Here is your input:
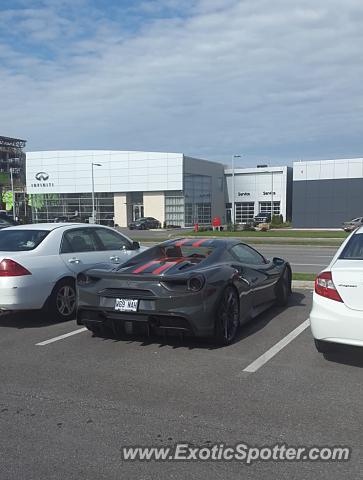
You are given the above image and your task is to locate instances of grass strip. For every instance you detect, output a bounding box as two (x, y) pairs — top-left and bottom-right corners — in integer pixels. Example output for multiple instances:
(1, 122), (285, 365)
(292, 273), (316, 281)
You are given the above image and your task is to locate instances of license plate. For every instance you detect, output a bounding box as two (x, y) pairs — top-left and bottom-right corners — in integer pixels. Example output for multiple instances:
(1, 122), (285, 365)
(114, 298), (138, 312)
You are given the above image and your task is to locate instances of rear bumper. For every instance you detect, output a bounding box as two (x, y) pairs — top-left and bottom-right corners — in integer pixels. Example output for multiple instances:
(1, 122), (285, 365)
(0, 280), (52, 312)
(77, 292), (217, 337)
(77, 307), (201, 336)
(310, 292), (363, 347)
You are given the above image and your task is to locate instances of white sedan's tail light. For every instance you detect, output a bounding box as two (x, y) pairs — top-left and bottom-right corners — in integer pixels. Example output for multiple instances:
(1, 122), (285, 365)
(315, 271), (343, 302)
(0, 259), (31, 277)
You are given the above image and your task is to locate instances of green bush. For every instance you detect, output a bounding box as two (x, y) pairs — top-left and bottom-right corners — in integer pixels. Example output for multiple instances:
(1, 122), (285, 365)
(271, 214), (284, 225)
(227, 223), (237, 232)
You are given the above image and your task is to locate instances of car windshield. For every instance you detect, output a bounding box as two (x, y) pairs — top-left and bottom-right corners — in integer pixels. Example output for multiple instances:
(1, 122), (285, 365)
(0, 230), (50, 251)
(339, 233), (363, 260)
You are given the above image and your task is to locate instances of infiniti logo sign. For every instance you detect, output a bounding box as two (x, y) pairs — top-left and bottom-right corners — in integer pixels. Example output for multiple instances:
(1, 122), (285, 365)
(35, 172), (49, 181)
(31, 171), (54, 188)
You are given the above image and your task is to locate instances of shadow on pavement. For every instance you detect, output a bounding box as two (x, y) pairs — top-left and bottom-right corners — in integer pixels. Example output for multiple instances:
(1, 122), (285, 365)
(323, 345), (363, 368)
(237, 291), (307, 342)
(0, 311), (72, 329)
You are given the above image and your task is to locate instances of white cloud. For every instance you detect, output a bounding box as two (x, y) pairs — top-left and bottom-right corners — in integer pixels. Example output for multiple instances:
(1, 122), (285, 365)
(0, 0), (363, 164)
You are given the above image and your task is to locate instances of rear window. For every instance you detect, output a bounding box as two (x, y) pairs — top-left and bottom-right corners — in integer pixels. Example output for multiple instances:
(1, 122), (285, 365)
(0, 230), (49, 251)
(161, 245), (214, 261)
(340, 233), (363, 260)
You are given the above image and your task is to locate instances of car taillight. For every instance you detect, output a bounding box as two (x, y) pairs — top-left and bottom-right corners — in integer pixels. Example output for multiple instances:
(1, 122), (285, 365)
(0, 259), (31, 277)
(315, 271), (343, 302)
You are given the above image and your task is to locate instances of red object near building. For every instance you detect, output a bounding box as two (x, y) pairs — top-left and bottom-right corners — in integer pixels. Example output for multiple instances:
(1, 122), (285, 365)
(212, 216), (222, 228)
(194, 223), (199, 232)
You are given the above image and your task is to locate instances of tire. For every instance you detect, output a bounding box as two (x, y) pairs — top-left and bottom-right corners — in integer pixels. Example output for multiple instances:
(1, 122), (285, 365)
(314, 339), (335, 354)
(275, 268), (291, 306)
(47, 278), (76, 321)
(214, 286), (240, 346)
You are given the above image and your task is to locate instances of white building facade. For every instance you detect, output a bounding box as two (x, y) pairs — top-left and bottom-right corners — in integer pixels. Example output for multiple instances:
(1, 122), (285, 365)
(224, 166), (292, 223)
(26, 150), (225, 227)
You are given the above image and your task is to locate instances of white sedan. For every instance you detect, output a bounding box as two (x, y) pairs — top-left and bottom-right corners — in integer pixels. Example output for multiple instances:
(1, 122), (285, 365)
(0, 223), (146, 320)
(310, 226), (363, 353)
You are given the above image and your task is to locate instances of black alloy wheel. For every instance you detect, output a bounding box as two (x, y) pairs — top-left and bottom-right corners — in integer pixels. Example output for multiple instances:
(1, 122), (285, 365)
(215, 286), (240, 345)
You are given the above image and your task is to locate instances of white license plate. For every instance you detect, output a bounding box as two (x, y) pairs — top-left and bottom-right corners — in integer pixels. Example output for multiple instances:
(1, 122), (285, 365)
(114, 298), (138, 312)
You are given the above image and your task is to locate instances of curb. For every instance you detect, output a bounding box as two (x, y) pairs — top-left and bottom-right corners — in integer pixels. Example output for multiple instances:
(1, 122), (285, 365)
(292, 280), (315, 290)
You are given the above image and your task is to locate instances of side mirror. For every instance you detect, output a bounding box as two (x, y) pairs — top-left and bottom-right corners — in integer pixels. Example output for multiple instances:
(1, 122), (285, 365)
(232, 264), (243, 275)
(131, 241), (140, 250)
(273, 257), (285, 266)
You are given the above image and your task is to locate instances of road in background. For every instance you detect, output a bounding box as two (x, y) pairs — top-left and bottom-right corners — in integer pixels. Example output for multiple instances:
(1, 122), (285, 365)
(253, 244), (335, 274)
(119, 229), (337, 274)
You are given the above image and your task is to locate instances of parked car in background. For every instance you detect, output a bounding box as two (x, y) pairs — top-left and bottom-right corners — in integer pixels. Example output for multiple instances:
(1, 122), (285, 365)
(342, 217), (363, 232)
(0, 224), (146, 320)
(253, 212), (272, 225)
(52, 215), (86, 223)
(77, 238), (292, 345)
(52, 216), (69, 223)
(100, 215), (114, 227)
(0, 213), (19, 229)
(129, 217), (161, 230)
(310, 227), (363, 353)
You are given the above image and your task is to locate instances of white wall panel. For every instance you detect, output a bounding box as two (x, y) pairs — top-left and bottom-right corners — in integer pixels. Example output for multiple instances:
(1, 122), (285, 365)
(348, 159), (363, 178)
(26, 150), (183, 194)
(293, 158), (363, 181)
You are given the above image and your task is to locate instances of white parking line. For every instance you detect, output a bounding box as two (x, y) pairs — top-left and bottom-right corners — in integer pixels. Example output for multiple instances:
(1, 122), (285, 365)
(36, 327), (87, 346)
(243, 319), (310, 373)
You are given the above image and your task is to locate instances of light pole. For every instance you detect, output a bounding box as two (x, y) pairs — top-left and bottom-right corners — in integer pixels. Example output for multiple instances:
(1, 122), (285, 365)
(271, 169), (274, 220)
(232, 154), (241, 225)
(10, 167), (15, 221)
(91, 163), (102, 223)
(8, 157), (20, 221)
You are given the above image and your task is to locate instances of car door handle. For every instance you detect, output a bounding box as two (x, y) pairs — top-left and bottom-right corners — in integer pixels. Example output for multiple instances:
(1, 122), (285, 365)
(109, 256), (121, 262)
(68, 257), (81, 264)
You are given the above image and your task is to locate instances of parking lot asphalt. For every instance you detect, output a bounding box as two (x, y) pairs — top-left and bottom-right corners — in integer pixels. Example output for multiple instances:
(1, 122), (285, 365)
(0, 289), (362, 480)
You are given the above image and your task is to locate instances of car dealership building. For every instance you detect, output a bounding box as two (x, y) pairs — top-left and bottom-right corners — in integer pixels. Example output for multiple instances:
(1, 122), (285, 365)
(26, 150), (226, 227)
(27, 150), (361, 228)
(26, 150), (294, 227)
(224, 166), (292, 224)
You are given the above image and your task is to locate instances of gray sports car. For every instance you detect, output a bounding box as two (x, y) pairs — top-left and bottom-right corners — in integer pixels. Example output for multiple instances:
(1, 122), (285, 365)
(76, 238), (292, 345)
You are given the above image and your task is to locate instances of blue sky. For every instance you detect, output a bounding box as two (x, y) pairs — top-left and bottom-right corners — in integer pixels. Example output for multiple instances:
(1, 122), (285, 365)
(1, 0), (363, 167)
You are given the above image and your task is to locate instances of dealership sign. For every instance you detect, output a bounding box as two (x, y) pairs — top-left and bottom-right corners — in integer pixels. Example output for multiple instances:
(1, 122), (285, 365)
(31, 172), (54, 188)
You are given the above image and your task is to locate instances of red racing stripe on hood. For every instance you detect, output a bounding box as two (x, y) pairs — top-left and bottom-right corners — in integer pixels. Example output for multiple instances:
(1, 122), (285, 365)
(192, 239), (208, 247)
(174, 239), (190, 247)
(152, 257), (186, 275)
(152, 261), (177, 275)
(133, 260), (161, 274)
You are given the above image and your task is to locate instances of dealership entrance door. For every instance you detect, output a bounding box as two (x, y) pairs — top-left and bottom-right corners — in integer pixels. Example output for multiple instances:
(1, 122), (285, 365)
(132, 204), (144, 221)
(125, 192), (144, 225)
